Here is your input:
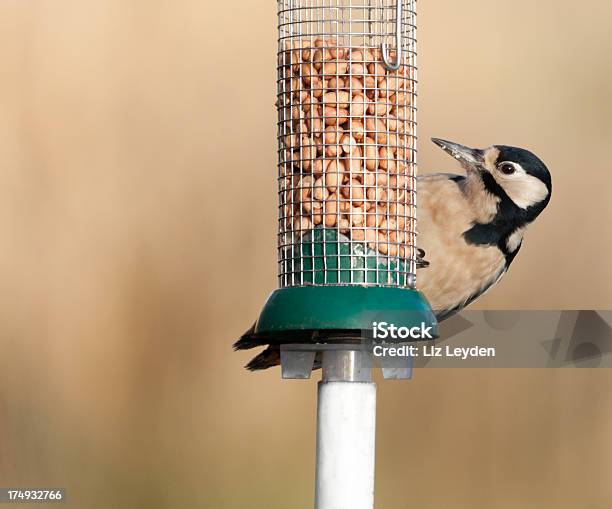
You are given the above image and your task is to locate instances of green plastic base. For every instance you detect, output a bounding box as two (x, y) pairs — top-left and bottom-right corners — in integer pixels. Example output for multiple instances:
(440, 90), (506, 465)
(253, 286), (438, 342)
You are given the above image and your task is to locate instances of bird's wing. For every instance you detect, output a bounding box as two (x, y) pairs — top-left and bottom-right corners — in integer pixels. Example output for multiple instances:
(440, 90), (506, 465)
(415, 174), (466, 270)
(434, 267), (507, 322)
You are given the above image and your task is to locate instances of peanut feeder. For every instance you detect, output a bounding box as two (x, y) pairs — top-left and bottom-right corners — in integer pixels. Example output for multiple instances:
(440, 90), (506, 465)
(244, 3), (437, 508)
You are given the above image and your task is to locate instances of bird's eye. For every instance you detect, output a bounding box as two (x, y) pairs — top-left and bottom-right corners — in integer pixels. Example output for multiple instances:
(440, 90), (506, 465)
(499, 163), (516, 175)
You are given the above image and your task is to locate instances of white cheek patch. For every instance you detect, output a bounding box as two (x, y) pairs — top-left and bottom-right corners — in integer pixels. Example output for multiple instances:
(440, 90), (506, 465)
(498, 173), (549, 209)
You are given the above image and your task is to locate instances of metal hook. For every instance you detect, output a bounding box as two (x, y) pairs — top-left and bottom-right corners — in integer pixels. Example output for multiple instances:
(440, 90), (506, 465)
(381, 0), (403, 71)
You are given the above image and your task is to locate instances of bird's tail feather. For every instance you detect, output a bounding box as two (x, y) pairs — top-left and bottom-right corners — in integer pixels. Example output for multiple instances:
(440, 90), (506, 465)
(246, 346), (280, 371)
(233, 322), (264, 351)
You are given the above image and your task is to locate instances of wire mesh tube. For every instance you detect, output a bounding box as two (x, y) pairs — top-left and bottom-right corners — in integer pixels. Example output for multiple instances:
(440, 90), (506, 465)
(277, 0), (418, 288)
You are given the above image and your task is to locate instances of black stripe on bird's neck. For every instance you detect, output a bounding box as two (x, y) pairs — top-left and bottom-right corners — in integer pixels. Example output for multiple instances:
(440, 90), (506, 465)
(462, 171), (547, 267)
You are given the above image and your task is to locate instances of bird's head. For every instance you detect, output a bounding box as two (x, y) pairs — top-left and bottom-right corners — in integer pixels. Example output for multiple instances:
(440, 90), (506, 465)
(431, 138), (552, 223)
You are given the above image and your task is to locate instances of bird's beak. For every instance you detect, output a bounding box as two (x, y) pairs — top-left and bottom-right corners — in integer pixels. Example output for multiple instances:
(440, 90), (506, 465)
(431, 138), (484, 173)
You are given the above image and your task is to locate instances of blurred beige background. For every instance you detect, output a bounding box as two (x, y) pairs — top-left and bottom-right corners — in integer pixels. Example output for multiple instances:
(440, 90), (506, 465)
(0, 1), (611, 508)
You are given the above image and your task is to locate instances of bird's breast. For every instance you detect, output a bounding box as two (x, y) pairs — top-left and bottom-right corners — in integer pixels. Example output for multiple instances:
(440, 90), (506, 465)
(416, 175), (507, 314)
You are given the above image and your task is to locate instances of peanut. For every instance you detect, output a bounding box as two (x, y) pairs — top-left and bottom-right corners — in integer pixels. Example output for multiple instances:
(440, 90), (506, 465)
(294, 216), (312, 232)
(366, 187), (387, 203)
(375, 171), (389, 186)
(306, 114), (323, 135)
(349, 120), (366, 142)
(340, 134), (358, 154)
(328, 76), (345, 89)
(366, 206), (384, 228)
(313, 177), (328, 201)
(364, 75), (377, 89)
(325, 160), (344, 191)
(322, 61), (348, 76)
(313, 48), (331, 66)
(380, 218), (398, 232)
(350, 206), (366, 227)
(367, 62), (386, 77)
(379, 146), (397, 171)
(386, 115), (398, 132)
(324, 90), (350, 108)
(343, 156), (364, 174)
(364, 137), (378, 170)
(312, 157), (330, 176)
(325, 143), (339, 157)
(348, 77), (365, 93)
(348, 62), (365, 75)
(363, 171), (376, 187)
(341, 179), (364, 206)
(324, 199), (338, 227)
(350, 95), (367, 117)
(365, 117), (388, 144)
(367, 100), (390, 116)
(365, 229), (378, 249)
(349, 50), (364, 62)
(329, 46), (345, 60)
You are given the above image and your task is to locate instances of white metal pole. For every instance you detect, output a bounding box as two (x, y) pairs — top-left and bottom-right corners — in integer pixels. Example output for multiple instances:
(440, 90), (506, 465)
(314, 350), (376, 509)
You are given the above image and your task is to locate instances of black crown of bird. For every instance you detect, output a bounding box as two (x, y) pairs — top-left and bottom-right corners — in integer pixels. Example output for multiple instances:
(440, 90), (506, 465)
(235, 138), (552, 370)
